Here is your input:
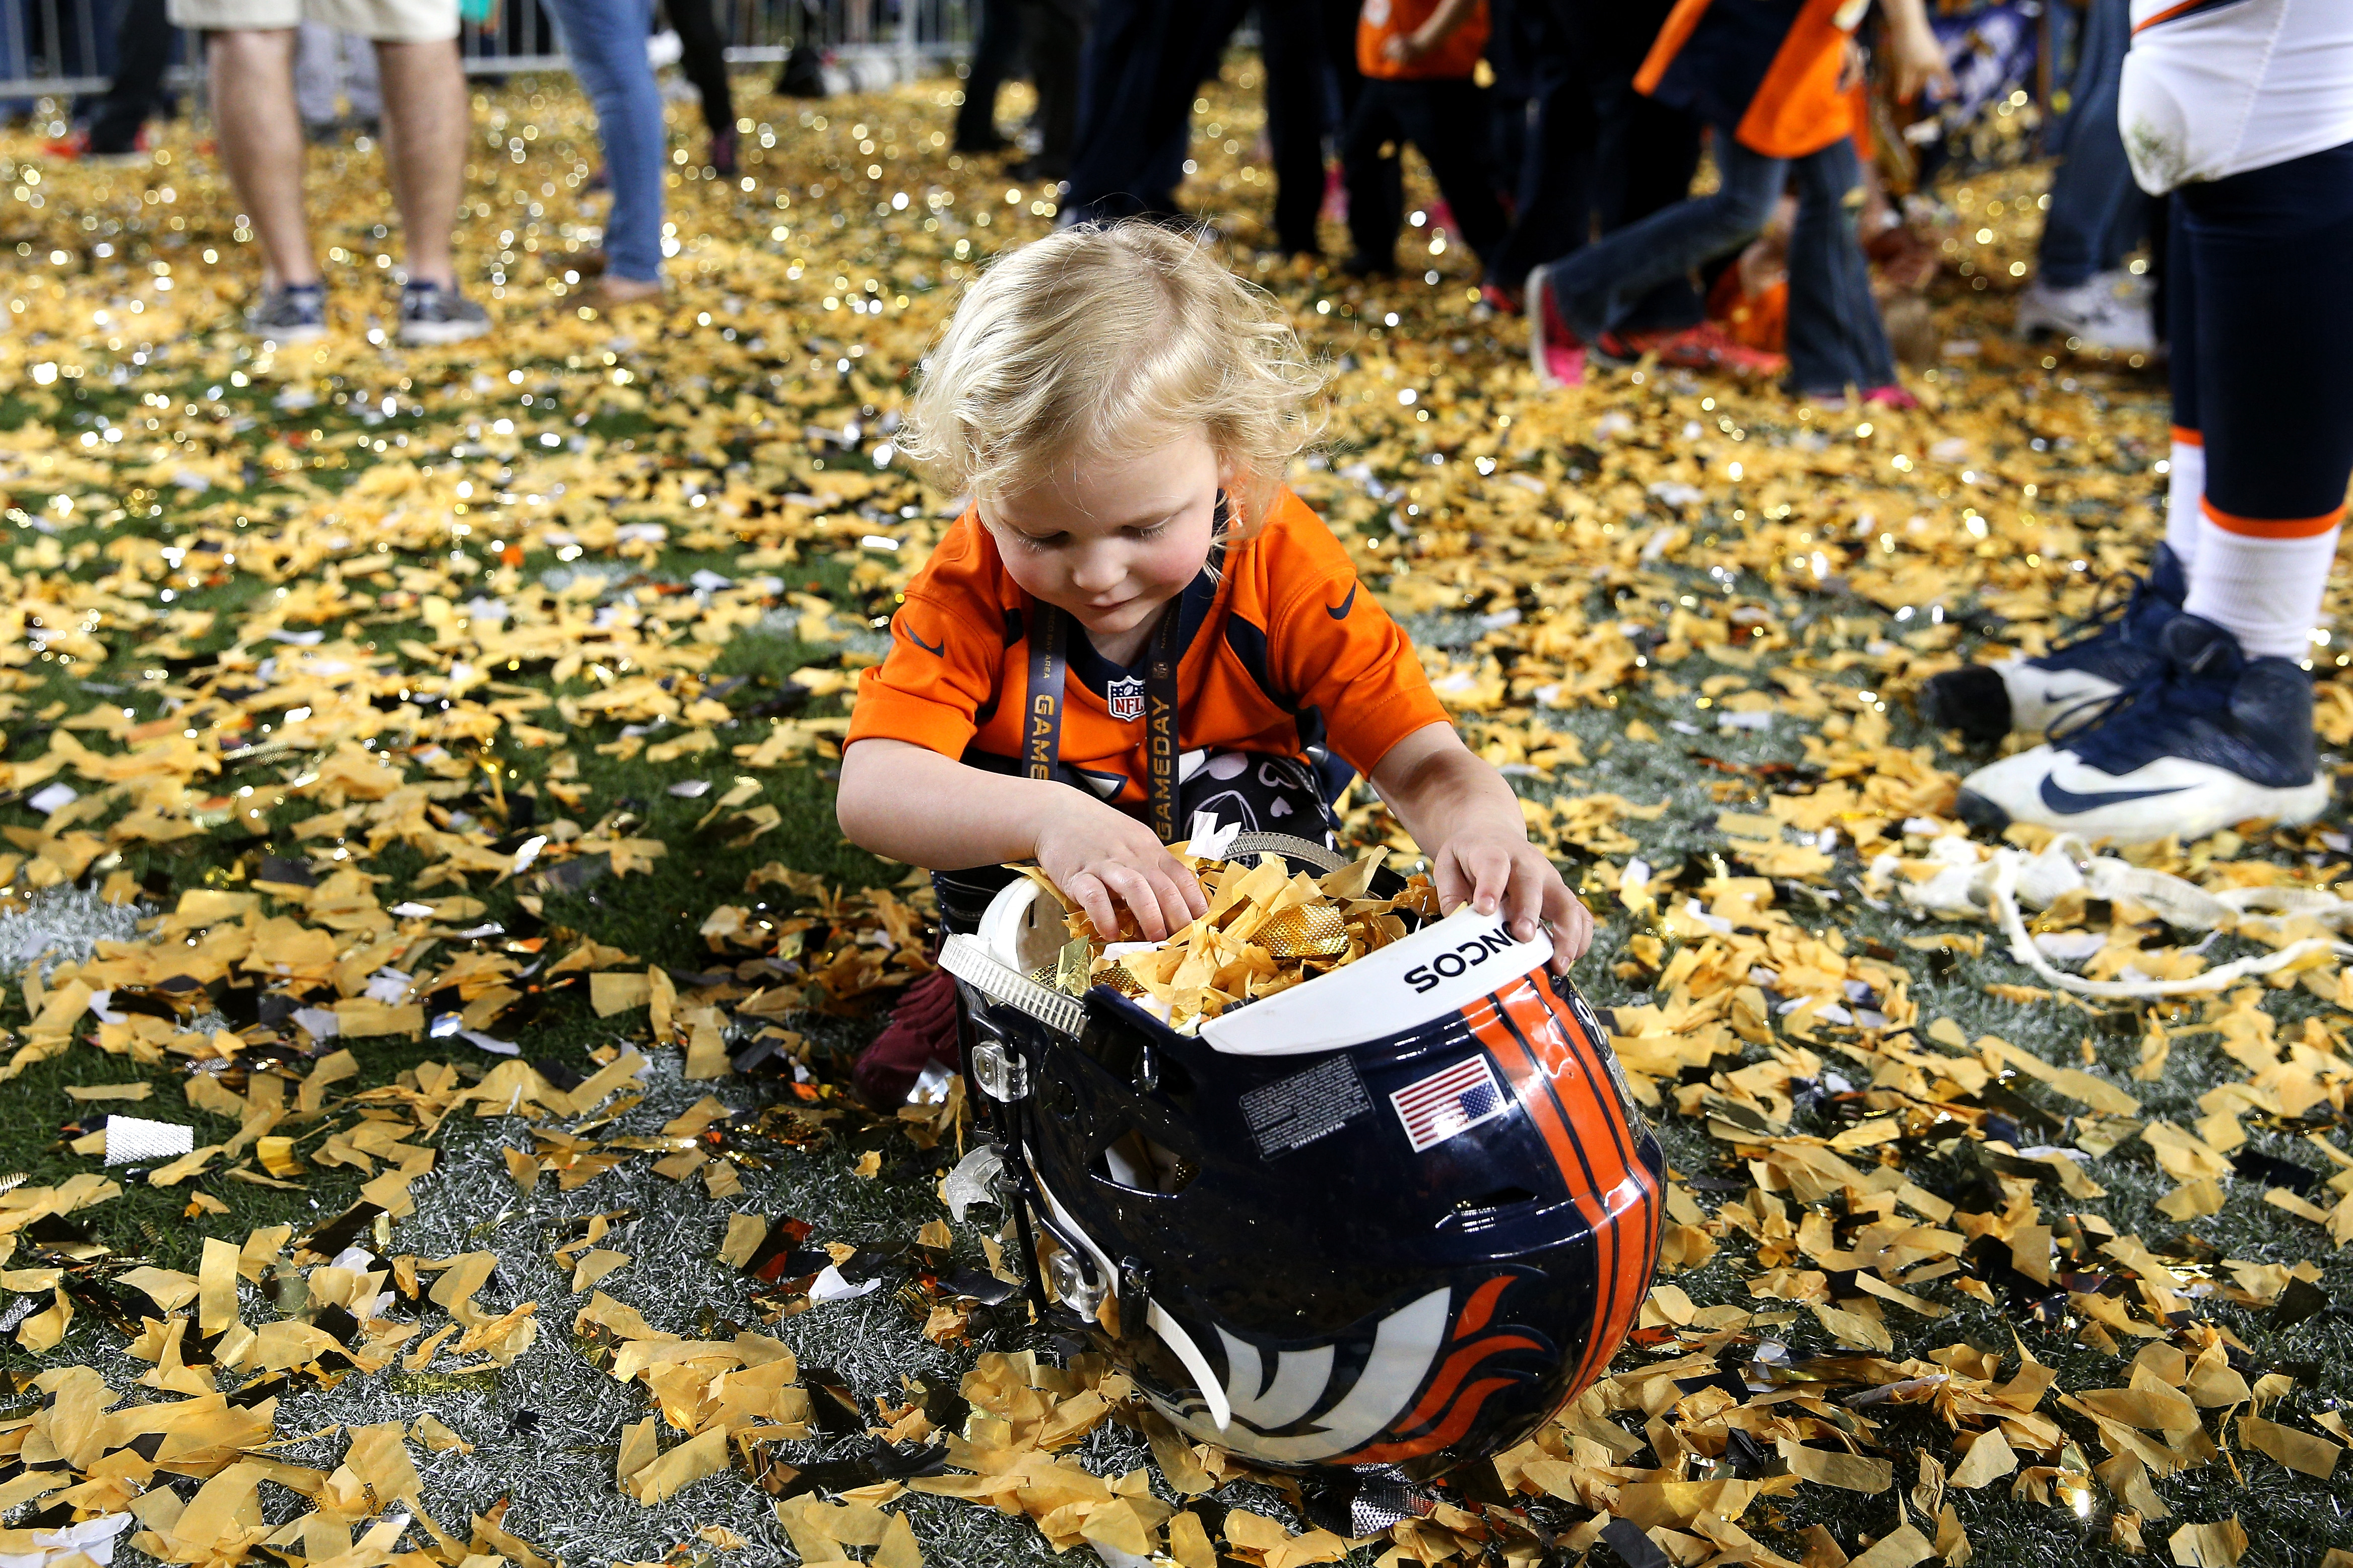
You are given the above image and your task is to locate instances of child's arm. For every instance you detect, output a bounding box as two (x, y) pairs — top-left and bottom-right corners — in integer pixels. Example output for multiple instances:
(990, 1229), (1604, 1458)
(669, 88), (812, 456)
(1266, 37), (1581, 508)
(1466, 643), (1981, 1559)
(1367, 722), (1594, 971)
(1384, 0), (1481, 63)
(1878, 0), (1955, 104)
(838, 739), (1208, 941)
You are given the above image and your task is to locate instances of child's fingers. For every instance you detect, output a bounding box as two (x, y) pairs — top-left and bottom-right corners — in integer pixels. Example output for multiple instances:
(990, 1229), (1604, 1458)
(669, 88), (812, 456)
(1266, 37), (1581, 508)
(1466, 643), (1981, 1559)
(1467, 848), (1512, 918)
(1065, 872), (1120, 944)
(1502, 873), (1537, 942)
(1161, 853), (1210, 922)
(1094, 864), (1169, 940)
(1432, 847), (1474, 916)
(1139, 860), (1200, 941)
(1545, 882), (1594, 969)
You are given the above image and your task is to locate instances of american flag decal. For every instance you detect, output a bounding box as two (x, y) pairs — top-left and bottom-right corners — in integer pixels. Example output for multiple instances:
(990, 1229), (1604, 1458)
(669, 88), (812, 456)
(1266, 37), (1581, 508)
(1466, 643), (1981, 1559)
(1389, 1055), (1508, 1153)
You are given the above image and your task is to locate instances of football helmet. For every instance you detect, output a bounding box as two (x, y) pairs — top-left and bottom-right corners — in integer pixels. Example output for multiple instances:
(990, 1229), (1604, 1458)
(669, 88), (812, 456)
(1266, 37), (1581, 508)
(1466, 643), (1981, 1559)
(939, 833), (1663, 1480)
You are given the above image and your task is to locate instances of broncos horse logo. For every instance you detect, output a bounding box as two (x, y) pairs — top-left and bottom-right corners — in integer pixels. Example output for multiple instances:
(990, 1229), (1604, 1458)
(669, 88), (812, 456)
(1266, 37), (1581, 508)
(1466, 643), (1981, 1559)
(1157, 1275), (1555, 1467)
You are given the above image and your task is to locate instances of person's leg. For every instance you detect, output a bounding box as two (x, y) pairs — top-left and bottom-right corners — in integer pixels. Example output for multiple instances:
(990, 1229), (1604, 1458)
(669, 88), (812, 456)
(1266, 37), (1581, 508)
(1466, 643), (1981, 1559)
(1482, 0), (1535, 205)
(208, 27), (320, 289)
(1485, 0), (1596, 292)
(2016, 0), (2152, 349)
(1593, 0), (1703, 329)
(857, 864), (1011, 1105)
(1318, 0), (1363, 138)
(663, 0), (733, 140)
(1783, 137), (1895, 394)
(1064, 0), (1183, 219)
(1952, 143), (2353, 841)
(2073, 0), (2151, 274)
(1918, 154), (2192, 743)
(372, 37), (466, 289)
(86, 0), (172, 152)
(2177, 144), (2353, 663)
(1255, 0), (1326, 256)
(1134, 0), (1245, 201)
(1025, 0), (1086, 177)
(544, 0), (666, 284)
(1545, 131), (1784, 343)
(953, 0), (1021, 150)
(2164, 194), (2204, 569)
(2033, 0), (2130, 288)
(1340, 85), (1402, 270)
(1399, 79), (1509, 264)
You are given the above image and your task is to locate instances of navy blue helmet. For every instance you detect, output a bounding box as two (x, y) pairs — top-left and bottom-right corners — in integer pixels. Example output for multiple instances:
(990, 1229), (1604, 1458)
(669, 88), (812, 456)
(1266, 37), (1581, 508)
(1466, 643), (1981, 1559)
(941, 833), (1664, 1479)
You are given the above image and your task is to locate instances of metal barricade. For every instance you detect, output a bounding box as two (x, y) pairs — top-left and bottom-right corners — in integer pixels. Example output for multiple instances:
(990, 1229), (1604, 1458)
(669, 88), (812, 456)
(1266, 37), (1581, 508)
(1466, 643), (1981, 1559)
(0, 0), (966, 106)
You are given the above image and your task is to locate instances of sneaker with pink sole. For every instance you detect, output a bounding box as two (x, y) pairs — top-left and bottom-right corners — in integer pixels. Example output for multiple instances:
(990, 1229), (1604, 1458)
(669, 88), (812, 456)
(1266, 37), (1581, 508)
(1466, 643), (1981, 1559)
(1524, 263), (1586, 387)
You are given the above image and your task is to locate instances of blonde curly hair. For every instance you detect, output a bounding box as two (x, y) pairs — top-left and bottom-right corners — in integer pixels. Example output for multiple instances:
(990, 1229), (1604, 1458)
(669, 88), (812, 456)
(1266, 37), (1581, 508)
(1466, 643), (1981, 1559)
(898, 221), (1324, 538)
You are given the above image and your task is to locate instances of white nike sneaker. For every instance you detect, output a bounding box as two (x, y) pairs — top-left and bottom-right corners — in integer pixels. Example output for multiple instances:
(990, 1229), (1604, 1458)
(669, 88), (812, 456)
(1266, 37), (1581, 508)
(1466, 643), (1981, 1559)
(1954, 616), (2332, 845)
(2014, 271), (2157, 356)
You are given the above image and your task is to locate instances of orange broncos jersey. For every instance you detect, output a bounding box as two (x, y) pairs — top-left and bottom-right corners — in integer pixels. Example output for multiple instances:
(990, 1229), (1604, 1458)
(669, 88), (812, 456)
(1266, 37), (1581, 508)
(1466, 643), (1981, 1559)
(846, 488), (1450, 812)
(1636, 0), (1865, 159)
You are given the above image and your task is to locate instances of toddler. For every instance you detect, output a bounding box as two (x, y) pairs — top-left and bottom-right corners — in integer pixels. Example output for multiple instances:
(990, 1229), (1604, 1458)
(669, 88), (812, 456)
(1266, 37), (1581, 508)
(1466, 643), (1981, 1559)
(836, 223), (1592, 1095)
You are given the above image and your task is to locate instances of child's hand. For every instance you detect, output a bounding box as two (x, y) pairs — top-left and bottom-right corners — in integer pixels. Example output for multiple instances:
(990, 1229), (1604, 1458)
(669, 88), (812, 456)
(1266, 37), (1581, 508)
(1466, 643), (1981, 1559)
(1382, 29), (1434, 63)
(1884, 4), (1956, 104)
(1432, 834), (1594, 972)
(1035, 801), (1208, 943)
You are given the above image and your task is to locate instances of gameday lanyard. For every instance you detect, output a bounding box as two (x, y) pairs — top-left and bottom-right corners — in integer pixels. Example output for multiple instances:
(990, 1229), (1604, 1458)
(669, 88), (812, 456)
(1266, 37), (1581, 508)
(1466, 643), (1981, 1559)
(1024, 600), (1184, 843)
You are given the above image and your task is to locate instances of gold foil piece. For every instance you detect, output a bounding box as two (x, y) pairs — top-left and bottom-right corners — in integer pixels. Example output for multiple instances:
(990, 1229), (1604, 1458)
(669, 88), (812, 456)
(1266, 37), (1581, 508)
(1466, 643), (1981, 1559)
(1254, 904), (1349, 959)
(1094, 963), (1148, 998)
(1055, 937), (1092, 996)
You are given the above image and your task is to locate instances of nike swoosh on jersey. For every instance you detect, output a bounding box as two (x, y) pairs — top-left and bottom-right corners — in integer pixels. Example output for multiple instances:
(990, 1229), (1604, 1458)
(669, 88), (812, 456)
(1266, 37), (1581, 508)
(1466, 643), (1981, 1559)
(1326, 583), (1358, 620)
(2039, 776), (2189, 813)
(900, 620), (947, 657)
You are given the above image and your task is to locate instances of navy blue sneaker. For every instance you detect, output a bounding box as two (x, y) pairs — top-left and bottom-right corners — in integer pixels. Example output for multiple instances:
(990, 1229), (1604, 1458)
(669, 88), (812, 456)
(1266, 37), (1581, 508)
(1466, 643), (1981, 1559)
(1918, 543), (2186, 743)
(1954, 613), (2331, 844)
(245, 283), (326, 344)
(398, 283), (491, 347)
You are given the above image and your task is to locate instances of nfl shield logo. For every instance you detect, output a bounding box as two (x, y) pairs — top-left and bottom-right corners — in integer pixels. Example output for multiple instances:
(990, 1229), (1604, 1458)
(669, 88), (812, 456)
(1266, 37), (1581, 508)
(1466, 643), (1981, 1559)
(1105, 675), (1146, 723)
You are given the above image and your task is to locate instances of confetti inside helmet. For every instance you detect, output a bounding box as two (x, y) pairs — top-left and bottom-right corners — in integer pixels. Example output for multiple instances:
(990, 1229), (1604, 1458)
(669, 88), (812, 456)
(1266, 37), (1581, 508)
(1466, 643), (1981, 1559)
(940, 833), (1663, 1480)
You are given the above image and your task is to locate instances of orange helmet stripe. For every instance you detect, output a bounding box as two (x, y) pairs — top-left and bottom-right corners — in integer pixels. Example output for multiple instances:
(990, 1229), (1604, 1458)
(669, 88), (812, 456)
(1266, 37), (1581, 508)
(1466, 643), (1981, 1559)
(1465, 978), (1661, 1399)
(1391, 1330), (1547, 1436)
(1502, 977), (1662, 1396)
(1462, 996), (1627, 1397)
(1337, 1376), (1525, 1466)
(1454, 1274), (1516, 1338)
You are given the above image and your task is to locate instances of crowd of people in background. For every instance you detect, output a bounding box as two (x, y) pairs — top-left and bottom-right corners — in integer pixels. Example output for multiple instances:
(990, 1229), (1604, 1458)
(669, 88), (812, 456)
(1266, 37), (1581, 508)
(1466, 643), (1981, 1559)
(18, 0), (2353, 852)
(29, 0), (2170, 374)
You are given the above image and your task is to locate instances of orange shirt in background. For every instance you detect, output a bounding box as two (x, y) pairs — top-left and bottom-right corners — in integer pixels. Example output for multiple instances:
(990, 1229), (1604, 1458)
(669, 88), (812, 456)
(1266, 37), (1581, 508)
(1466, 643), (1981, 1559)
(1358, 0), (1490, 82)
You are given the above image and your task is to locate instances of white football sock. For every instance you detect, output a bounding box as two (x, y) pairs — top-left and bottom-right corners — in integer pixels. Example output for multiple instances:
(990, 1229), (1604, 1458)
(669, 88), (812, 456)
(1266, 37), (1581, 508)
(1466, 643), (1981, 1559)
(2180, 510), (2340, 662)
(2165, 434), (2204, 569)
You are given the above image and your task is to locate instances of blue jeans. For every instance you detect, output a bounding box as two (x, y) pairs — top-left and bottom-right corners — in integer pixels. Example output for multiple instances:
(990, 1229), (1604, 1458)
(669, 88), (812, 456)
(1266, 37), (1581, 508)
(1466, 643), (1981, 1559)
(1543, 130), (1896, 393)
(547, 0), (665, 283)
(2036, 0), (2146, 288)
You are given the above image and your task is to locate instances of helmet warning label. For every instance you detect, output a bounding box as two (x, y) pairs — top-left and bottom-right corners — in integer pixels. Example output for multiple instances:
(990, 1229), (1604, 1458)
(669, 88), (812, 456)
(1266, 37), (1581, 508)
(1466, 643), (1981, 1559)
(1240, 1054), (1374, 1159)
